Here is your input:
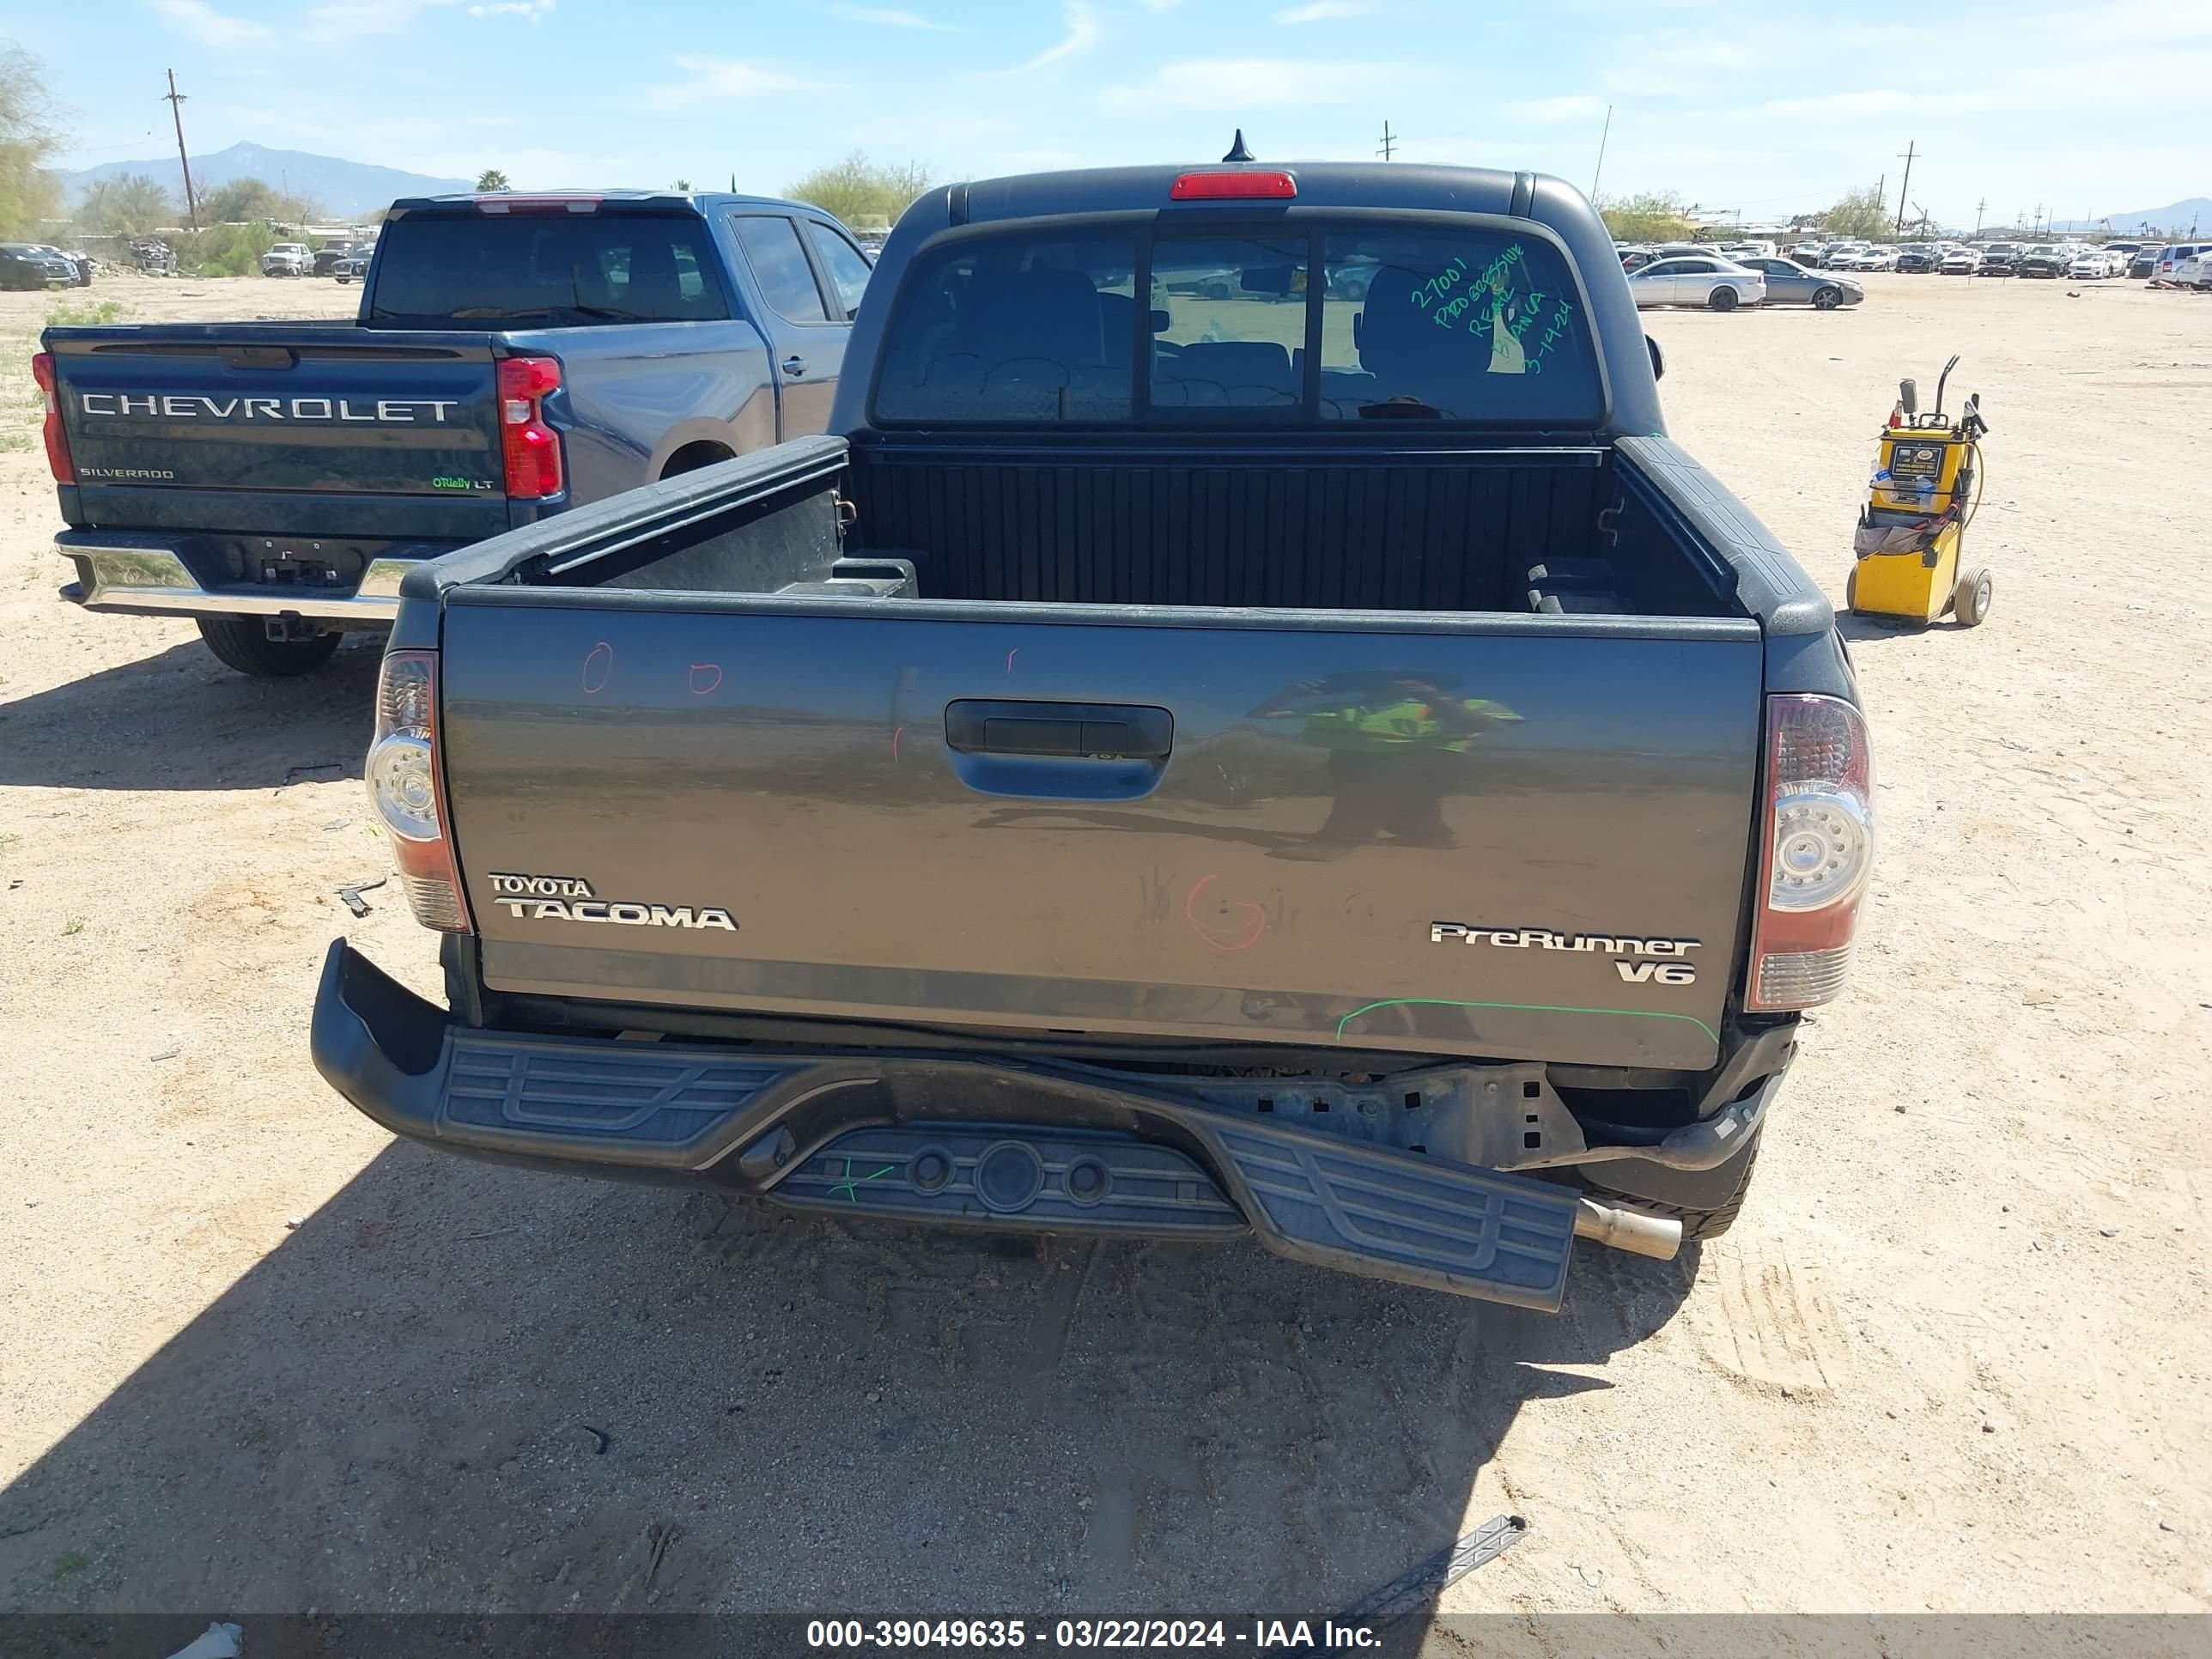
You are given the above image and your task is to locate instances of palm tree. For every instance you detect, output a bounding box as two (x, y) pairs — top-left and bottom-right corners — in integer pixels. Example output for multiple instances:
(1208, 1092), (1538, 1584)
(474, 169), (510, 193)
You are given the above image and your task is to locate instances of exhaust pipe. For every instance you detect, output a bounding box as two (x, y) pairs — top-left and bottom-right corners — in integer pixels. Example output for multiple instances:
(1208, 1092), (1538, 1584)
(1574, 1197), (1684, 1261)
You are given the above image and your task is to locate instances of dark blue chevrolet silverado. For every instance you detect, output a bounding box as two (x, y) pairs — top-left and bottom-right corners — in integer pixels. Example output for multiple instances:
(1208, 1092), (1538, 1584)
(35, 191), (874, 674)
(311, 160), (1873, 1311)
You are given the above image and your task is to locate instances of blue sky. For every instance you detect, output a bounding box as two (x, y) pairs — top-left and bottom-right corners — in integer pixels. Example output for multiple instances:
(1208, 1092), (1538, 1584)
(16, 0), (2209, 226)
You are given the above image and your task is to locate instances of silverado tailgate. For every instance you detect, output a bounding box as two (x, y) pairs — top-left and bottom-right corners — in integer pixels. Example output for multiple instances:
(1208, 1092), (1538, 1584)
(48, 325), (512, 540)
(440, 599), (1763, 1069)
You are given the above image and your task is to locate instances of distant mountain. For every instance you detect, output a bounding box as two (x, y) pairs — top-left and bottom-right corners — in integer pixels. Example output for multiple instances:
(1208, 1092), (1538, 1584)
(57, 142), (472, 221)
(2049, 197), (2210, 234)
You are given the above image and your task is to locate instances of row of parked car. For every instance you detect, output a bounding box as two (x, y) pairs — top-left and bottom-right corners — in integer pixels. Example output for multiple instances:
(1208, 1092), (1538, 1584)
(0, 242), (95, 289)
(2142, 244), (2212, 288)
(1615, 232), (2212, 307)
(259, 240), (375, 280)
(1617, 243), (1863, 312)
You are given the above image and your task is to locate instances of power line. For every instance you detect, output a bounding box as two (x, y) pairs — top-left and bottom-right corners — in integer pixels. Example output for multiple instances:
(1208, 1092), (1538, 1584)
(162, 69), (198, 229)
(1589, 104), (1612, 200)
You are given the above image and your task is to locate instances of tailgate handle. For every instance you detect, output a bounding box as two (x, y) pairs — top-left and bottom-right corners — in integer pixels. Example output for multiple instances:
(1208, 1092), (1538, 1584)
(219, 345), (300, 370)
(945, 700), (1172, 760)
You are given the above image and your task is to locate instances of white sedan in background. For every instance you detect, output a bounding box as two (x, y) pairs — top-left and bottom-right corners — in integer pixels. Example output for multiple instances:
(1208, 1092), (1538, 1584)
(1626, 255), (1766, 311)
(1852, 246), (1899, 270)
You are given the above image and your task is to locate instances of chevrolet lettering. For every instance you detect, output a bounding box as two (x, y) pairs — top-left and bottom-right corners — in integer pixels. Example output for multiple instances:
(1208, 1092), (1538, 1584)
(76, 393), (459, 424)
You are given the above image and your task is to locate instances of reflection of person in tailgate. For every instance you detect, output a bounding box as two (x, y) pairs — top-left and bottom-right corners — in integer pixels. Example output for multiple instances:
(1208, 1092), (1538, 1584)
(1250, 672), (1522, 860)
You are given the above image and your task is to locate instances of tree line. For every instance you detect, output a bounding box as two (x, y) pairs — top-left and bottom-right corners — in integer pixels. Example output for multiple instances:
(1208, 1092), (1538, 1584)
(1599, 185), (1909, 245)
(469, 152), (934, 234)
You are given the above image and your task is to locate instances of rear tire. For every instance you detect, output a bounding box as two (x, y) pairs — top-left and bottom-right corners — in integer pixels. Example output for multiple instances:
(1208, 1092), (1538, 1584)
(1814, 286), (1842, 310)
(1954, 566), (1993, 627)
(1707, 285), (1740, 313)
(1577, 1131), (1761, 1243)
(196, 617), (343, 677)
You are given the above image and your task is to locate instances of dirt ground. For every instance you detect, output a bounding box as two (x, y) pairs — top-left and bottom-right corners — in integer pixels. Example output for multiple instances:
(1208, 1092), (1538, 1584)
(1, 270), (2208, 1629)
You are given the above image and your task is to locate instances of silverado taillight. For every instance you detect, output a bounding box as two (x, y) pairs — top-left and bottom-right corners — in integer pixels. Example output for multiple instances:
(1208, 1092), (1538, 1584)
(30, 352), (72, 484)
(366, 651), (471, 932)
(496, 355), (563, 500)
(1746, 694), (1874, 1012)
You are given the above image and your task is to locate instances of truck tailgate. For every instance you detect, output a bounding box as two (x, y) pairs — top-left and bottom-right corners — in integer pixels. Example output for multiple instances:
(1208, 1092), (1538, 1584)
(48, 326), (512, 540)
(440, 596), (1763, 1070)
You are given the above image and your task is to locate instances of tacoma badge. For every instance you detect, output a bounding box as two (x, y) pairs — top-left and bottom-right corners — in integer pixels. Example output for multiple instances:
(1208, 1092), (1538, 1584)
(489, 872), (737, 932)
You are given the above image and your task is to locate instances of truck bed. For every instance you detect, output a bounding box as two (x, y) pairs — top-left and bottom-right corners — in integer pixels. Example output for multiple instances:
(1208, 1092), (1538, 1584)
(844, 438), (1730, 615)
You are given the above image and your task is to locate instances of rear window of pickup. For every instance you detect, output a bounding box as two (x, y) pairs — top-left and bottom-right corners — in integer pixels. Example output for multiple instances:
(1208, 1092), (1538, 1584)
(872, 221), (1603, 428)
(367, 210), (729, 328)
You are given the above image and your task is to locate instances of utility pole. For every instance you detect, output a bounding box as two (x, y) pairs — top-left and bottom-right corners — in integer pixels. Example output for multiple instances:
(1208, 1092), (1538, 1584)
(1376, 121), (1395, 161)
(1590, 104), (1613, 200)
(1974, 198), (1986, 235)
(163, 69), (198, 228)
(1893, 140), (1917, 234)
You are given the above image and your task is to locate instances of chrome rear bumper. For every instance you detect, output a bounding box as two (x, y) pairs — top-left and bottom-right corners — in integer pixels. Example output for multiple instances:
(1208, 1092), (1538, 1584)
(58, 536), (429, 623)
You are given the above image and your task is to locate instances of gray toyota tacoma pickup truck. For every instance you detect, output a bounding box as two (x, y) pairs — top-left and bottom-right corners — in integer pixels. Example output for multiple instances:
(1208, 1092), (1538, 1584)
(312, 161), (1873, 1310)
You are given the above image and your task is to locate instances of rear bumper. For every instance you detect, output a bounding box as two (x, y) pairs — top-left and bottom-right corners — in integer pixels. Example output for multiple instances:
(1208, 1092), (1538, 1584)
(310, 940), (1778, 1308)
(57, 532), (445, 623)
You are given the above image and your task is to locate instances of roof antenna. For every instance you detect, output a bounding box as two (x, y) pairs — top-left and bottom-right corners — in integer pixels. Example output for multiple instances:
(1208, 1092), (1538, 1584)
(1222, 129), (1255, 163)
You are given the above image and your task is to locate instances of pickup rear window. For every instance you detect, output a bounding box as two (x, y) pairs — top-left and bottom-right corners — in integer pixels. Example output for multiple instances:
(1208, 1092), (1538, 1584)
(872, 222), (1603, 427)
(367, 210), (729, 327)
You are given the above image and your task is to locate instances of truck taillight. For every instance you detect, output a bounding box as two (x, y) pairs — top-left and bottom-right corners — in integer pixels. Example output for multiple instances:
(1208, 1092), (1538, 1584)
(496, 355), (563, 501)
(1169, 170), (1298, 200)
(30, 352), (72, 484)
(366, 651), (471, 933)
(1747, 694), (1873, 1012)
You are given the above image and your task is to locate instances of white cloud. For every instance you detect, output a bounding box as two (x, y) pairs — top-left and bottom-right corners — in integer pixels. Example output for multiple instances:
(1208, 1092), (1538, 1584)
(1499, 94), (1608, 124)
(1756, 88), (1911, 120)
(304, 0), (453, 40)
(653, 55), (821, 110)
(990, 2), (1100, 76)
(1599, 34), (1757, 96)
(1136, 0), (1184, 9)
(829, 3), (957, 27)
(468, 0), (555, 17)
(145, 0), (271, 46)
(1274, 1), (1368, 21)
(1101, 58), (1402, 112)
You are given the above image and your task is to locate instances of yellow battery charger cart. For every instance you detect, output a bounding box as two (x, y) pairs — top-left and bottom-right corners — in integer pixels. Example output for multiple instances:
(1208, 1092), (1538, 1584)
(1848, 356), (1994, 627)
